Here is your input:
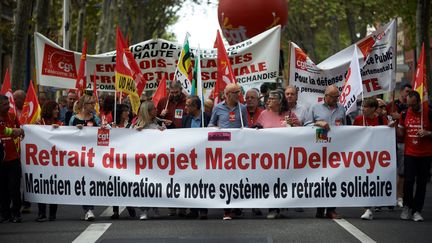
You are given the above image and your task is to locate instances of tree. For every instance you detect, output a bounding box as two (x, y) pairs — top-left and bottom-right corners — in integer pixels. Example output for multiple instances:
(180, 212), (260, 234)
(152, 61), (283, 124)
(11, 0), (34, 90)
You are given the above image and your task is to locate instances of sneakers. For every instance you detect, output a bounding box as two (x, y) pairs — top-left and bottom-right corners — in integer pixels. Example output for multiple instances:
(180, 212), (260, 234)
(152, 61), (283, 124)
(397, 198), (404, 208)
(412, 212), (424, 222)
(36, 215), (48, 222)
(84, 210), (95, 221)
(139, 210), (148, 220)
(361, 209), (373, 220)
(266, 211), (279, 219)
(400, 206), (411, 220)
(222, 212), (232, 220)
(11, 216), (22, 223)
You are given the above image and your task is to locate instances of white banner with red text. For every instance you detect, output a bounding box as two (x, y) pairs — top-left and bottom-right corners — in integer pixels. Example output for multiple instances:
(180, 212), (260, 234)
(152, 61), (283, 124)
(290, 19), (396, 108)
(34, 26), (280, 97)
(21, 125), (396, 208)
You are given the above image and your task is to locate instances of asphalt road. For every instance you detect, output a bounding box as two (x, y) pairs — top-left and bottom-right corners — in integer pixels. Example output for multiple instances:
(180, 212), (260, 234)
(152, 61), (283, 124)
(1, 183), (432, 243)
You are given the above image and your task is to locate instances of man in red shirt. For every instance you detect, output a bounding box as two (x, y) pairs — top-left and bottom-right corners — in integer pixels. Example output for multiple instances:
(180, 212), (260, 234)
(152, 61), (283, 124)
(397, 91), (432, 222)
(156, 81), (186, 129)
(0, 95), (24, 223)
(353, 98), (388, 126)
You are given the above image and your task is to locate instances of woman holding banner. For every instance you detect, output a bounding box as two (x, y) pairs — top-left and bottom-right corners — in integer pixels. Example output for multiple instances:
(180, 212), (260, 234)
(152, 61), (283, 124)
(35, 100), (63, 222)
(69, 94), (101, 221)
(109, 103), (137, 219)
(255, 89), (299, 219)
(133, 101), (167, 220)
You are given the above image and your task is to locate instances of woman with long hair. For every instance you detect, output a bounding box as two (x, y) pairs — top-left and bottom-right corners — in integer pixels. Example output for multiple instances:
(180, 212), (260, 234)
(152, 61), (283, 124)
(135, 101), (166, 131)
(69, 94), (101, 127)
(133, 101), (165, 220)
(36, 100), (63, 222)
(109, 103), (136, 219)
(69, 94), (100, 221)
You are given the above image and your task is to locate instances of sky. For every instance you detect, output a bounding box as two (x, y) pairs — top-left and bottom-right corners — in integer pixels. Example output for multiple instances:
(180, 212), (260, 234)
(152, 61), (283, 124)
(169, 0), (220, 49)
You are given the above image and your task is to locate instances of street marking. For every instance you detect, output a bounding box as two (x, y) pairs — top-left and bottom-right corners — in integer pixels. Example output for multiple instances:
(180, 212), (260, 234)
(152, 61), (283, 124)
(72, 223), (111, 243)
(333, 219), (376, 243)
(100, 206), (125, 217)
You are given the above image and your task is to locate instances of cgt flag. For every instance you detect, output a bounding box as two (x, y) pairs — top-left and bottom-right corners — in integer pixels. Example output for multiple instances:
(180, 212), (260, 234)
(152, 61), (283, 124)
(0, 69), (17, 115)
(20, 81), (41, 124)
(339, 46), (363, 115)
(175, 33), (193, 95)
(413, 42), (429, 128)
(115, 27), (141, 114)
(75, 39), (87, 97)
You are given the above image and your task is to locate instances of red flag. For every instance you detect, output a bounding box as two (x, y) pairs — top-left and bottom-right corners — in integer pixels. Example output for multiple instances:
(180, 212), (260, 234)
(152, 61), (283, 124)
(116, 27), (147, 97)
(413, 42), (429, 127)
(0, 69), (17, 115)
(214, 30), (244, 105)
(152, 77), (167, 108)
(19, 81), (41, 124)
(75, 39), (87, 97)
(115, 27), (145, 114)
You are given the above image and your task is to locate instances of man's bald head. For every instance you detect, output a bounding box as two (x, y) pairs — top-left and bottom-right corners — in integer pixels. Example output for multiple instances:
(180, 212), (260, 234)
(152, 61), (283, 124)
(13, 90), (26, 110)
(324, 85), (340, 107)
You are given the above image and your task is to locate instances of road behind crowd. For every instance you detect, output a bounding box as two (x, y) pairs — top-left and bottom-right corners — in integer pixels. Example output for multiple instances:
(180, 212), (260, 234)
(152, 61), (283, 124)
(1, 184), (431, 243)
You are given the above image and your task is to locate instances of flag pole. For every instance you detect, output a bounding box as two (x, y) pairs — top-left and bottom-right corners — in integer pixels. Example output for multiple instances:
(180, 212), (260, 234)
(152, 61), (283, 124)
(361, 91), (365, 126)
(238, 102), (244, 128)
(114, 91), (117, 126)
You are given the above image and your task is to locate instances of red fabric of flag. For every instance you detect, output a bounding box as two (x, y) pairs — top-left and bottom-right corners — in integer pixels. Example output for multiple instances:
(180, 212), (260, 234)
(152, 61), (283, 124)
(1, 69), (17, 115)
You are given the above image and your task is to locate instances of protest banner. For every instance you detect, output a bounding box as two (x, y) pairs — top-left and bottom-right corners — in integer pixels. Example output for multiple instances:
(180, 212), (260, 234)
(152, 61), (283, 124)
(34, 26), (281, 98)
(290, 19), (396, 107)
(22, 125), (396, 208)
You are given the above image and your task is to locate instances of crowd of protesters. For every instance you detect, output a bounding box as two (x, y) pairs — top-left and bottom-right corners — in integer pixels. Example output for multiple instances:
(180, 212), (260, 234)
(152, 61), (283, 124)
(0, 80), (431, 223)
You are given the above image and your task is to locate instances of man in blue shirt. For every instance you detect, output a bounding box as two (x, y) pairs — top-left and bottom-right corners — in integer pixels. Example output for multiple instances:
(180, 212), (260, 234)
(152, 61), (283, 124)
(209, 83), (248, 128)
(209, 83), (248, 220)
(306, 85), (345, 219)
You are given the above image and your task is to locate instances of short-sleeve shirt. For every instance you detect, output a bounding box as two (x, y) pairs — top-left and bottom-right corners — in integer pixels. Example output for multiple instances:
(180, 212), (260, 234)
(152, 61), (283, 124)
(257, 110), (298, 128)
(305, 102), (346, 126)
(353, 115), (388, 126)
(209, 101), (248, 128)
(399, 108), (432, 157)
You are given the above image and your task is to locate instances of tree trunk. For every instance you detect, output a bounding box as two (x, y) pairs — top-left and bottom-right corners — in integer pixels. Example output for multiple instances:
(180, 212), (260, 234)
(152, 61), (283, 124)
(96, 0), (112, 53)
(35, 0), (50, 35)
(11, 0), (34, 90)
(329, 16), (340, 53)
(344, 1), (358, 44)
(76, 0), (87, 51)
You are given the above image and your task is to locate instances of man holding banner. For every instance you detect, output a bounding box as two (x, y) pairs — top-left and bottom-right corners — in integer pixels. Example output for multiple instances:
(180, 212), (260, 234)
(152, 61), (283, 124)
(0, 95), (24, 223)
(157, 81), (186, 129)
(305, 85), (345, 219)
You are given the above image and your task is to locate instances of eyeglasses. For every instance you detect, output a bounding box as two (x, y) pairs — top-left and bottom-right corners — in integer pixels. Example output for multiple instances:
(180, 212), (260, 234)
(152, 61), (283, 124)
(230, 90), (241, 94)
(325, 94), (340, 99)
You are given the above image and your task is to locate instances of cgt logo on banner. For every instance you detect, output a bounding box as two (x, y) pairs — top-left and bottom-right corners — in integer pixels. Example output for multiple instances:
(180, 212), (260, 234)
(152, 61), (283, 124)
(41, 44), (77, 79)
(97, 128), (110, 146)
(295, 48), (308, 71)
